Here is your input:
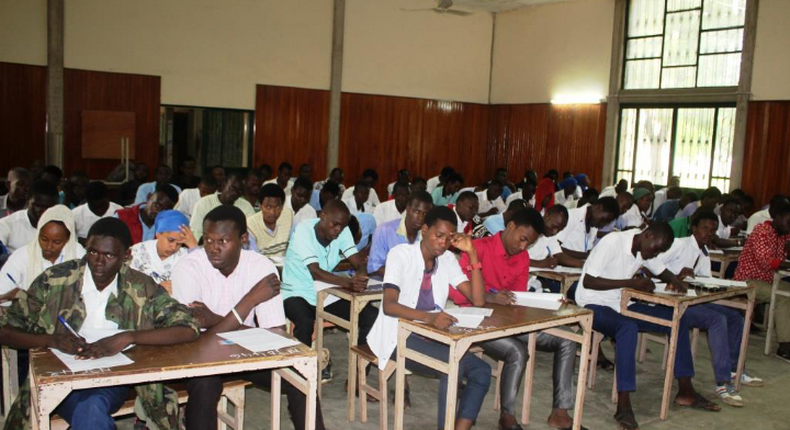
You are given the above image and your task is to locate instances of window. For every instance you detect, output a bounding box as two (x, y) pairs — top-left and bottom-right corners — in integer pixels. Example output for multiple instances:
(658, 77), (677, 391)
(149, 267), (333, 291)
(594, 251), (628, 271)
(623, 0), (746, 90)
(616, 105), (735, 190)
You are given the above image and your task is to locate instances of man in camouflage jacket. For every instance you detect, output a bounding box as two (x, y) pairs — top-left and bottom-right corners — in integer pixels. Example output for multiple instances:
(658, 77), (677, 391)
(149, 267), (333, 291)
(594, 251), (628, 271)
(0, 218), (199, 430)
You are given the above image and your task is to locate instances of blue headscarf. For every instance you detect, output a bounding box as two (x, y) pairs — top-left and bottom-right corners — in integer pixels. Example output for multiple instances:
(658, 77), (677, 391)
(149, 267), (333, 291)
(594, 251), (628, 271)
(154, 210), (189, 234)
(559, 177), (578, 190)
(575, 174), (589, 191)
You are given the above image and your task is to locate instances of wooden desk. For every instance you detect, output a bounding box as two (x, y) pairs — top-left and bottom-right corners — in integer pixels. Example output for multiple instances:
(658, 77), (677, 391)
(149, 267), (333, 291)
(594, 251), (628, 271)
(315, 285), (383, 419)
(29, 331), (317, 430)
(709, 250), (740, 278)
(620, 285), (756, 420)
(394, 303), (594, 430)
(533, 268), (582, 295)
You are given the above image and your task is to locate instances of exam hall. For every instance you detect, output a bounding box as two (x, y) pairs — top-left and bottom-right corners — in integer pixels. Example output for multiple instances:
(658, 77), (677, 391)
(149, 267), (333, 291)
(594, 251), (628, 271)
(1, 0), (789, 429)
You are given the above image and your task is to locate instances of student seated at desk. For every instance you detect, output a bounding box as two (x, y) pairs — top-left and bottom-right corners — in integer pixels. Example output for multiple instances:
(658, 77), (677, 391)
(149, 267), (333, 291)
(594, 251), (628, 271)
(554, 178), (578, 207)
(343, 180), (374, 215)
(0, 218), (200, 430)
(172, 205), (326, 430)
(619, 188), (653, 230)
(286, 177), (318, 228)
(247, 184), (293, 257)
(368, 191), (433, 277)
(528, 205), (585, 293)
(450, 208), (585, 430)
(133, 164), (182, 206)
(374, 180), (410, 226)
(712, 198), (745, 248)
(281, 199), (378, 381)
(476, 180), (507, 218)
(174, 174), (218, 220)
(575, 222), (720, 430)
(642, 209), (761, 407)
(263, 162), (294, 194)
(652, 186), (684, 223)
(129, 210), (197, 294)
(534, 178), (556, 214)
(676, 187), (721, 220)
(0, 179), (59, 253)
(367, 206), (490, 430)
(72, 181), (122, 243)
(433, 173), (464, 206)
(190, 173), (255, 241)
(342, 169), (381, 208)
(115, 183), (178, 245)
(483, 199), (527, 235)
(556, 197), (619, 260)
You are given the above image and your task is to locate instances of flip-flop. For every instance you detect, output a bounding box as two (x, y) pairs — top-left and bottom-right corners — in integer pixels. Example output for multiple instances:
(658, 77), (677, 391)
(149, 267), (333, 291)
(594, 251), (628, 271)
(613, 410), (639, 430)
(674, 393), (721, 412)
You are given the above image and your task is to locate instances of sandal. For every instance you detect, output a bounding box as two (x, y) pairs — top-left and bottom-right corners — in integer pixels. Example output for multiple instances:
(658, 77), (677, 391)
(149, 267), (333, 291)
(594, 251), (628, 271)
(674, 393), (721, 412)
(613, 410), (639, 430)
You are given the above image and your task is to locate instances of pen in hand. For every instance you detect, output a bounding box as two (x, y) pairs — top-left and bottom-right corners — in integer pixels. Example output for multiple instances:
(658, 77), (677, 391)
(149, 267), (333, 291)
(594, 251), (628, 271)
(57, 316), (85, 341)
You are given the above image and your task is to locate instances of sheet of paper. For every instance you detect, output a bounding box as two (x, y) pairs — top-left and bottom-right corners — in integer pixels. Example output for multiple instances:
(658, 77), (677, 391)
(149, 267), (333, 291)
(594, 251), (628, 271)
(218, 328), (300, 353)
(512, 292), (563, 310)
(367, 279), (384, 291)
(443, 309), (485, 328)
(708, 249), (724, 255)
(722, 246), (744, 251)
(51, 349), (133, 372)
(78, 328), (134, 351)
(445, 307), (493, 317)
(530, 266), (583, 275)
(689, 277), (747, 288)
(314, 280), (342, 306)
(653, 283), (698, 297)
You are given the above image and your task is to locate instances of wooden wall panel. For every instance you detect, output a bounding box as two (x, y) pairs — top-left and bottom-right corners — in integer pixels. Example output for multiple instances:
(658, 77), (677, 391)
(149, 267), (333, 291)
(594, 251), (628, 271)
(253, 85), (330, 179)
(0, 62), (47, 176)
(742, 101), (790, 207)
(64, 69), (161, 179)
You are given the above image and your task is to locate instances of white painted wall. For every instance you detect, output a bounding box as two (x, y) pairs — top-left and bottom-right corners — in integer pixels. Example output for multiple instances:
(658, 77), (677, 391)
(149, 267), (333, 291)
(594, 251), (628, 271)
(0, 0), (47, 66)
(751, 0), (790, 100)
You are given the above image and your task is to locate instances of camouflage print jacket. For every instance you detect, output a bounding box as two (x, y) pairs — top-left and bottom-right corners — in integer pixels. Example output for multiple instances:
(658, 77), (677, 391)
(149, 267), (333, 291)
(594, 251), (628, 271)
(0, 257), (200, 430)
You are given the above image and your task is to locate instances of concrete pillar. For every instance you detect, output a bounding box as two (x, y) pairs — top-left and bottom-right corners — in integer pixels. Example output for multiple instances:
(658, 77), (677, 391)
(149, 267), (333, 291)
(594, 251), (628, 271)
(729, 0), (759, 190)
(326, 0), (345, 174)
(46, 0), (65, 169)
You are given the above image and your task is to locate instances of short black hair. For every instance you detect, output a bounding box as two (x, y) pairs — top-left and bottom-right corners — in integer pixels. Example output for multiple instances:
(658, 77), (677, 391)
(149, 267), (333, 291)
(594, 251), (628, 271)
(456, 190), (478, 204)
(425, 206), (458, 229)
(85, 181), (108, 202)
(330, 167), (343, 176)
(322, 180), (341, 197)
(42, 165), (63, 181)
(496, 167), (507, 175)
(259, 163), (273, 174)
(392, 180), (410, 194)
(247, 167), (262, 179)
(440, 166), (455, 177)
(299, 163), (311, 172)
(508, 208), (545, 235)
(200, 173), (218, 188)
(506, 199), (528, 212)
(730, 188), (746, 197)
(683, 191), (699, 202)
(666, 186), (683, 200)
(293, 177), (313, 193)
(721, 197), (742, 210)
(278, 162), (293, 172)
(447, 173), (464, 185)
(355, 180), (371, 190)
(595, 196), (620, 216)
(322, 198), (350, 216)
(362, 169), (379, 181)
(546, 204), (569, 220)
(691, 208), (719, 227)
(772, 201), (790, 219)
(645, 221), (675, 244)
(739, 195), (754, 208)
(182, 156), (196, 165)
(259, 183), (286, 203)
(411, 176), (427, 186)
(31, 179), (59, 199)
(488, 179), (504, 189)
(408, 191), (433, 207)
(204, 205), (247, 237)
(225, 171), (247, 184)
(701, 187), (722, 201)
(155, 183), (179, 203)
(88, 217), (132, 250)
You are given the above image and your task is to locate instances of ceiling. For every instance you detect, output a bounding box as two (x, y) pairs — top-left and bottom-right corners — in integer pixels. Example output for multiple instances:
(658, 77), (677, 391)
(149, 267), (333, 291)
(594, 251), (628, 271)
(451, 0), (569, 13)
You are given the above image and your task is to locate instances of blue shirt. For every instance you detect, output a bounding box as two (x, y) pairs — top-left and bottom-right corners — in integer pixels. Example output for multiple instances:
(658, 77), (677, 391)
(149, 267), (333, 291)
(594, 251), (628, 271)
(432, 186), (458, 206)
(483, 214), (506, 235)
(138, 205), (155, 241)
(676, 200), (700, 220)
(653, 199), (681, 222)
(355, 213), (377, 252)
(309, 189), (322, 212)
(134, 182), (182, 205)
(281, 219), (358, 305)
(367, 218), (418, 273)
(500, 186), (512, 201)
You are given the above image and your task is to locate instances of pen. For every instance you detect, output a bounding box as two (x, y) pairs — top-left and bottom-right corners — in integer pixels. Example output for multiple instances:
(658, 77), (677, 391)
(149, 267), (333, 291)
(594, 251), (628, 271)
(6, 273), (19, 287)
(57, 316), (83, 340)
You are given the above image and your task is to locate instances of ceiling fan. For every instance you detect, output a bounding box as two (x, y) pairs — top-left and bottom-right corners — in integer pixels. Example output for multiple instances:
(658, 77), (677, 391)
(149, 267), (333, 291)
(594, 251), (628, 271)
(401, 0), (473, 16)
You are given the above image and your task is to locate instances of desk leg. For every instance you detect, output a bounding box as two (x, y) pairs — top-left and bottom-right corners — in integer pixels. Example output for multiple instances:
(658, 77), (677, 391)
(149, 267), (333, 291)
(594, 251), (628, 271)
(292, 357), (318, 430)
(520, 333), (537, 426)
(348, 299), (360, 421)
(659, 306), (683, 420)
(734, 290), (756, 391)
(444, 341), (461, 430)
(315, 292), (326, 399)
(29, 371), (70, 430)
(394, 325), (408, 430)
(271, 370), (282, 430)
(572, 314), (593, 430)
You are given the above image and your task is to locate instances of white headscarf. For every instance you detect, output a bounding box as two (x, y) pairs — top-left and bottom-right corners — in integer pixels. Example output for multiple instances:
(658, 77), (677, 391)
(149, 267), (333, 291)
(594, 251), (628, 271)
(25, 205), (81, 288)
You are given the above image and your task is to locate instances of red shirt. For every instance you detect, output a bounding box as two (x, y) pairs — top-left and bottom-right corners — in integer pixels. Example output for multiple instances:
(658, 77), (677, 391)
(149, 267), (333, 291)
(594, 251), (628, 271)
(734, 221), (790, 283)
(449, 232), (530, 306)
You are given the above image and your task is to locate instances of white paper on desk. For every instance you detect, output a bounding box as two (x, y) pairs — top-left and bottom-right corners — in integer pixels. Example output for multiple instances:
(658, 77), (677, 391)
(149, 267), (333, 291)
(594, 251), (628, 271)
(443, 309), (485, 328)
(530, 266), (583, 274)
(445, 307), (493, 317)
(722, 246), (744, 251)
(314, 280), (342, 306)
(513, 292), (563, 310)
(708, 249), (724, 255)
(653, 283), (697, 297)
(689, 277), (747, 288)
(218, 328), (300, 353)
(78, 328), (135, 351)
(51, 349), (133, 372)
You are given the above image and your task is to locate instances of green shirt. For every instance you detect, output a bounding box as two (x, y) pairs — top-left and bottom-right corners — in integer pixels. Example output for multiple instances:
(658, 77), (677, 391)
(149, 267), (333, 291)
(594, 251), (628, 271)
(432, 186), (459, 206)
(0, 258), (199, 430)
(669, 216), (692, 238)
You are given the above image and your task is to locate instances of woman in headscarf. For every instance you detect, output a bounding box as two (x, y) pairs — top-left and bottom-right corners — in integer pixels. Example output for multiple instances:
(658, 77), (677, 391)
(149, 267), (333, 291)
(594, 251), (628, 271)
(0, 205), (85, 304)
(129, 209), (197, 294)
(619, 187), (654, 229)
(535, 178), (556, 214)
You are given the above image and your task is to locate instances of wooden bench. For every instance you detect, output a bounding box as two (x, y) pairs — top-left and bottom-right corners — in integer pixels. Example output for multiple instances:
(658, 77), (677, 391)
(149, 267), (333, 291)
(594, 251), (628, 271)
(351, 344), (397, 430)
(50, 379), (250, 430)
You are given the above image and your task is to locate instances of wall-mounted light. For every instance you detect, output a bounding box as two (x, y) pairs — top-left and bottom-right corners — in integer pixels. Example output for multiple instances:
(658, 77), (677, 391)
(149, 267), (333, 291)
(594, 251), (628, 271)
(550, 95), (605, 105)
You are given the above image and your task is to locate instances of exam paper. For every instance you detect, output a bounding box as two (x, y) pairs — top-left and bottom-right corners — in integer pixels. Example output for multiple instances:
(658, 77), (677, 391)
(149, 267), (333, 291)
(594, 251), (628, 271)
(689, 277), (747, 288)
(444, 309), (485, 328)
(445, 307), (493, 317)
(530, 266), (583, 275)
(653, 283), (698, 297)
(218, 328), (300, 353)
(314, 280), (342, 306)
(512, 292), (563, 310)
(51, 349), (133, 372)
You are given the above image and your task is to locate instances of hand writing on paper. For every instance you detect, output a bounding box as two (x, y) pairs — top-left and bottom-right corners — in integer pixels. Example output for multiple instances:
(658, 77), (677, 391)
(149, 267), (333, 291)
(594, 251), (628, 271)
(487, 290), (516, 306)
(425, 311), (458, 330)
(77, 332), (134, 360)
(631, 278), (656, 293)
(48, 332), (88, 355)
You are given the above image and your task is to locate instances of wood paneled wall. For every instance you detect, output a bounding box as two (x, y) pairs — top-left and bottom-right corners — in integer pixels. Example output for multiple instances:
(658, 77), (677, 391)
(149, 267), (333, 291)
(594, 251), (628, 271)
(64, 69), (161, 179)
(0, 62), (47, 176)
(743, 101), (790, 207)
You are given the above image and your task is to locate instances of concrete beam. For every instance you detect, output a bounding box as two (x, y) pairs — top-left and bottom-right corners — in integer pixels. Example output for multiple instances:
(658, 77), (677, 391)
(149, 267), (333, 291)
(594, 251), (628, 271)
(46, 0), (64, 169)
(326, 0), (345, 175)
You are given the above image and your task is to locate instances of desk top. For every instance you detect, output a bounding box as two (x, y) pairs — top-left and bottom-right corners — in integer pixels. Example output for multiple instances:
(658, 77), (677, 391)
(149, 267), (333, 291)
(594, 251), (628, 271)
(321, 285), (384, 299)
(623, 285), (754, 306)
(401, 303), (591, 340)
(31, 330), (314, 385)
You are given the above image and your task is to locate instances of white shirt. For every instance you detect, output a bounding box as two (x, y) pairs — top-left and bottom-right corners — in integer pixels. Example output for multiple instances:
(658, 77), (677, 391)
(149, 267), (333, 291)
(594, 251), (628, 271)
(172, 248), (286, 328)
(0, 210), (37, 252)
(556, 204), (597, 253)
(746, 209), (770, 234)
(263, 178), (293, 196)
(342, 186), (380, 208)
(373, 199), (404, 226)
(0, 243), (86, 302)
(555, 190), (576, 207)
(576, 230), (644, 312)
(476, 191), (507, 215)
(619, 204), (645, 229)
(644, 236), (712, 278)
(653, 188), (669, 211)
(526, 235), (563, 291)
(426, 175), (441, 194)
(129, 240), (188, 284)
(285, 196), (317, 229)
(454, 208), (469, 233)
(80, 266), (120, 332)
(174, 188), (204, 219)
(599, 185), (617, 199)
(716, 214), (733, 239)
(343, 196), (374, 215)
(72, 202), (123, 239)
(368, 242), (468, 369)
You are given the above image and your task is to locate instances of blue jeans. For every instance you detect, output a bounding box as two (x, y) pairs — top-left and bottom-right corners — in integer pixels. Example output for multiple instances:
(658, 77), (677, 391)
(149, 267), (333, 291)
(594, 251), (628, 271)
(394, 334), (491, 428)
(585, 303), (695, 392)
(684, 303), (743, 384)
(54, 386), (129, 430)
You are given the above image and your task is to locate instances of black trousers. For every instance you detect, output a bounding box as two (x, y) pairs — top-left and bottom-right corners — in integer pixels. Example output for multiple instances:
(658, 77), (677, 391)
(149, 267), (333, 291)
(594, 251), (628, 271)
(184, 370), (325, 430)
(283, 296), (378, 347)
